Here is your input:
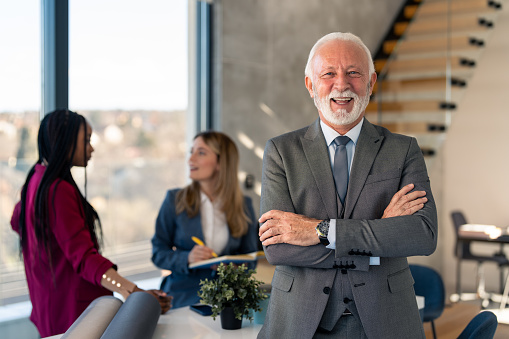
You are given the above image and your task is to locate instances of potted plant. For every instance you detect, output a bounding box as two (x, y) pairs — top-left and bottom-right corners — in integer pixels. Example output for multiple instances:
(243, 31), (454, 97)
(198, 262), (268, 329)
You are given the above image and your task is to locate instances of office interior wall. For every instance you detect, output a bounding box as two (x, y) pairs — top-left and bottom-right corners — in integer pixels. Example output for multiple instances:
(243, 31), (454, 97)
(212, 0), (406, 217)
(441, 5), (509, 296)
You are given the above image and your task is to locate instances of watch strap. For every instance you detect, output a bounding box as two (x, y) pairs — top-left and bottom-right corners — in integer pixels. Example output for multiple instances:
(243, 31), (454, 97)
(315, 219), (330, 246)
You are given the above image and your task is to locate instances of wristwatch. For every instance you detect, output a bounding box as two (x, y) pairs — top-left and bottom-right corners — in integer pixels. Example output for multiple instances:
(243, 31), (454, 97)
(315, 219), (330, 246)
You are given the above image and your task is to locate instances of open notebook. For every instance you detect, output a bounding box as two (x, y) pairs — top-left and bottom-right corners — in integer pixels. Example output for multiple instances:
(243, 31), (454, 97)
(189, 251), (265, 269)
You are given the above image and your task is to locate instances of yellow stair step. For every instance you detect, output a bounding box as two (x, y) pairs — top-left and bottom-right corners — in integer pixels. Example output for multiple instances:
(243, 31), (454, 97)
(415, 0), (502, 18)
(377, 121), (446, 134)
(404, 15), (494, 36)
(372, 76), (465, 94)
(366, 100), (456, 113)
(378, 55), (476, 74)
(384, 35), (485, 55)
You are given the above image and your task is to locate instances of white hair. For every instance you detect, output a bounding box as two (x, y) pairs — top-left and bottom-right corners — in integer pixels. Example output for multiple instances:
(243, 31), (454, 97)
(304, 32), (375, 79)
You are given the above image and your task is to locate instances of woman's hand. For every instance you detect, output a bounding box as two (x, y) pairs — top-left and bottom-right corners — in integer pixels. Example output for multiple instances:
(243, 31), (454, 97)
(146, 289), (172, 314)
(188, 244), (215, 264)
(133, 286), (172, 314)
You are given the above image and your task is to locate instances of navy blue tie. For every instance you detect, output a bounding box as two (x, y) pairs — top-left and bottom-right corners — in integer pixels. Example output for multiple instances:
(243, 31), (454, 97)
(333, 136), (350, 204)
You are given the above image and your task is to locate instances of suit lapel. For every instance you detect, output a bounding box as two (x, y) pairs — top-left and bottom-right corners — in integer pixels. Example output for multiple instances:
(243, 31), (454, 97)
(301, 119), (339, 219)
(344, 119), (383, 219)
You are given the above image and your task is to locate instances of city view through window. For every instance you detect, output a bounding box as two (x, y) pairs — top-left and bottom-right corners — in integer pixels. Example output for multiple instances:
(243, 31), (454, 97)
(0, 0), (189, 307)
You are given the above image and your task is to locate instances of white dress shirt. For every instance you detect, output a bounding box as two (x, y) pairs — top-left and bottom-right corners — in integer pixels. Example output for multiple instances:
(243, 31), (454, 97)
(320, 118), (380, 265)
(200, 191), (229, 255)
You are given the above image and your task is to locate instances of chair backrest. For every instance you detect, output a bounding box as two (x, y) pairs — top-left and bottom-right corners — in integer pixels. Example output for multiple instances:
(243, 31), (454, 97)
(457, 311), (498, 339)
(451, 211), (468, 231)
(451, 210), (471, 258)
(409, 264), (445, 322)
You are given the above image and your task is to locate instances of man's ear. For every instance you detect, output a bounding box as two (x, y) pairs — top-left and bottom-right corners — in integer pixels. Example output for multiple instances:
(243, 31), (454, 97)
(305, 76), (314, 98)
(368, 72), (377, 96)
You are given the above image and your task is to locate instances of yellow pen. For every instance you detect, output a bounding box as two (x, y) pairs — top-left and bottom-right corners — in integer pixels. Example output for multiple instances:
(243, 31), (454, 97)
(191, 236), (218, 257)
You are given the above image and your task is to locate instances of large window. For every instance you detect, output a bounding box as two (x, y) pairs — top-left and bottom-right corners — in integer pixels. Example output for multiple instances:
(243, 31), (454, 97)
(0, 0), (40, 306)
(0, 0), (190, 308)
(68, 0), (189, 277)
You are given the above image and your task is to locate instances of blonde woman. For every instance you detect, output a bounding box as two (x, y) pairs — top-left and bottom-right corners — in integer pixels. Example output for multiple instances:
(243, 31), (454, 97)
(151, 131), (259, 308)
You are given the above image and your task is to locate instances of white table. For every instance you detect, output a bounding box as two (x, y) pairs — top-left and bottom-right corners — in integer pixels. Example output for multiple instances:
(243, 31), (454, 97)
(153, 307), (262, 338)
(458, 223), (509, 241)
(45, 307), (262, 339)
(416, 295), (424, 310)
(47, 297), (424, 338)
(155, 296), (424, 338)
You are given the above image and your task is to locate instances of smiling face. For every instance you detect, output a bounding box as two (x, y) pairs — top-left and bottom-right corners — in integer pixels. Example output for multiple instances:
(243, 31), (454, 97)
(71, 122), (94, 167)
(188, 136), (220, 186)
(305, 39), (377, 134)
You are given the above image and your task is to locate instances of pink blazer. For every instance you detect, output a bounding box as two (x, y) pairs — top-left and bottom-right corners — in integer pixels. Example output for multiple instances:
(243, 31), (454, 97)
(11, 164), (114, 337)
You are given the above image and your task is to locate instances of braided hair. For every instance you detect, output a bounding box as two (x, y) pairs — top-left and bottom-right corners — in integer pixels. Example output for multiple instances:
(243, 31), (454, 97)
(18, 109), (103, 263)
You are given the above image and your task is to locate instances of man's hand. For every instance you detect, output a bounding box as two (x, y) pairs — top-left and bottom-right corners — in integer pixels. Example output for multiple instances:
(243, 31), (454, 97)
(259, 210), (321, 246)
(382, 183), (427, 219)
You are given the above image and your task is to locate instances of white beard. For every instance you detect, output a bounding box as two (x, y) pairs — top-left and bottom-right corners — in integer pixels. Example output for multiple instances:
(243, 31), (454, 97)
(313, 86), (370, 126)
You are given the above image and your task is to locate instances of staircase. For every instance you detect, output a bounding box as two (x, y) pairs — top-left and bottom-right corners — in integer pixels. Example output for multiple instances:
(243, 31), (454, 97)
(370, 0), (504, 166)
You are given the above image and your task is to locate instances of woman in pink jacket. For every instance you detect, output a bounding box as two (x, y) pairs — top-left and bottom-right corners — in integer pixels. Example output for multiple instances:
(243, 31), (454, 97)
(11, 109), (171, 337)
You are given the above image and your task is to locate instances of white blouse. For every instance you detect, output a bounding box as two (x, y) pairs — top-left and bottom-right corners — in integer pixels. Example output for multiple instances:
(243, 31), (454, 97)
(200, 191), (229, 255)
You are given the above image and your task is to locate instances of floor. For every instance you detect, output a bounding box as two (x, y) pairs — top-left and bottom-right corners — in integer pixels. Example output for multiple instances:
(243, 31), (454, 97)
(424, 301), (509, 339)
(254, 259), (509, 338)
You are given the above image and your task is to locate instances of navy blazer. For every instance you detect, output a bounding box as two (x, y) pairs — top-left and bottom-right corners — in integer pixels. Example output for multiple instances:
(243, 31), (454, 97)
(151, 188), (259, 308)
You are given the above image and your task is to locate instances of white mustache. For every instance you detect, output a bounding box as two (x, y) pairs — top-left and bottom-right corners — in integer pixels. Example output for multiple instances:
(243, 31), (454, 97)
(327, 90), (358, 100)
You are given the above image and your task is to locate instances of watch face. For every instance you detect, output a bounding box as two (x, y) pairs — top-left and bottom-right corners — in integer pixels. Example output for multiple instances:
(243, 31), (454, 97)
(316, 220), (330, 246)
(318, 222), (326, 233)
(317, 220), (330, 237)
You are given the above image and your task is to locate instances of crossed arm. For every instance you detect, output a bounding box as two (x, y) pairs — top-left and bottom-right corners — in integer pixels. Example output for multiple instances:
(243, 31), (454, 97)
(258, 131), (438, 266)
(259, 183), (427, 247)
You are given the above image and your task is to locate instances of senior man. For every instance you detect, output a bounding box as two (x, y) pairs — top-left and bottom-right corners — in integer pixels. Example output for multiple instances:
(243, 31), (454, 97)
(257, 32), (438, 339)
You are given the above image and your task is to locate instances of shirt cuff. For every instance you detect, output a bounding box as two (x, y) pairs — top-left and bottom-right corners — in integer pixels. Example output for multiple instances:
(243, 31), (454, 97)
(326, 219), (336, 249)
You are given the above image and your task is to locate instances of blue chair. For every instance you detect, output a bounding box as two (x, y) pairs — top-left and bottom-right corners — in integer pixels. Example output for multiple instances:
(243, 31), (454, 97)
(457, 311), (498, 339)
(409, 264), (445, 339)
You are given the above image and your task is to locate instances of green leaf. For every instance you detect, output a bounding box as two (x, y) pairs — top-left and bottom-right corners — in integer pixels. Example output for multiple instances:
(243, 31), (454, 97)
(197, 262), (266, 321)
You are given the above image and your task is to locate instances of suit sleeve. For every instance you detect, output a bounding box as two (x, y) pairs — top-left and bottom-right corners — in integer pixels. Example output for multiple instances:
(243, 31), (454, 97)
(151, 191), (192, 275)
(334, 137), (438, 258)
(260, 139), (338, 268)
(49, 181), (114, 285)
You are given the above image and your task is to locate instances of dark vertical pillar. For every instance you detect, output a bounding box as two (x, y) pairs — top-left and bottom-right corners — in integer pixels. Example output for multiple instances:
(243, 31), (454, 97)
(41, 0), (68, 117)
(196, 1), (212, 131)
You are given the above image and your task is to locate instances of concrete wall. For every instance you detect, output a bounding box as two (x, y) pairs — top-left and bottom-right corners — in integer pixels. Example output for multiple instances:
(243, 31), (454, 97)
(213, 0), (406, 214)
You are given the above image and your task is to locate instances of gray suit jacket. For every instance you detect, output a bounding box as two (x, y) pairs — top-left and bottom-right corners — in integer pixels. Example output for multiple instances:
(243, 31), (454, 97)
(258, 118), (438, 339)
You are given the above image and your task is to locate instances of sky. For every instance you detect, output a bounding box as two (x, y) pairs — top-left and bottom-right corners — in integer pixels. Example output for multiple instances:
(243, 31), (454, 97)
(0, 0), (188, 112)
